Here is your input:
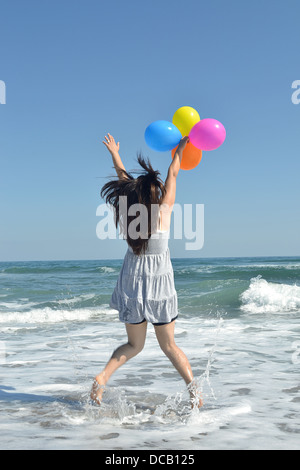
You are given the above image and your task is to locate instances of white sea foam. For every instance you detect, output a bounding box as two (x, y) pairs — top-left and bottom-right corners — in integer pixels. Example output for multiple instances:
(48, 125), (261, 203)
(0, 300), (37, 311)
(56, 293), (96, 306)
(0, 306), (118, 324)
(240, 276), (300, 313)
(97, 266), (116, 273)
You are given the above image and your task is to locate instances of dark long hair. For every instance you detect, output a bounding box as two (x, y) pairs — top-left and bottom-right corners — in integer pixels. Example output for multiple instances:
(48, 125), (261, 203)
(101, 154), (166, 256)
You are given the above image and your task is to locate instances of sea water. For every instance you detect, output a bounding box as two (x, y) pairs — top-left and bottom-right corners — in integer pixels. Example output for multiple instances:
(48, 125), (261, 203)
(0, 257), (299, 450)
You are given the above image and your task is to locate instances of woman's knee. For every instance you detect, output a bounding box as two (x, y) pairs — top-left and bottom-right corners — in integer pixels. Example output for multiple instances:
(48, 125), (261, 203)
(126, 322), (147, 354)
(159, 340), (177, 358)
(128, 339), (145, 355)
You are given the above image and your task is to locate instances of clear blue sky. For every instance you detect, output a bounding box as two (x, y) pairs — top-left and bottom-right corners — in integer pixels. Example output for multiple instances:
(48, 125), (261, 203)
(0, 0), (299, 261)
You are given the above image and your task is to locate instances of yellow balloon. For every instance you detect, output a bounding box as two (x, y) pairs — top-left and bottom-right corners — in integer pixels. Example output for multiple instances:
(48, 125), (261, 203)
(172, 106), (200, 137)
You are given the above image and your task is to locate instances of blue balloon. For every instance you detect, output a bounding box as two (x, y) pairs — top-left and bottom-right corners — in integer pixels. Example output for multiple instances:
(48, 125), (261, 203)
(145, 120), (182, 152)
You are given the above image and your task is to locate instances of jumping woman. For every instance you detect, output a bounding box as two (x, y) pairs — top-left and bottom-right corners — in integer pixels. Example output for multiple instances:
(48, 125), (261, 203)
(91, 133), (202, 408)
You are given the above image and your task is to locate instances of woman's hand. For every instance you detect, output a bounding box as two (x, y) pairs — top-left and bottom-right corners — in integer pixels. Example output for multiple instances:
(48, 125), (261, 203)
(166, 136), (190, 184)
(177, 136), (190, 151)
(102, 133), (120, 156)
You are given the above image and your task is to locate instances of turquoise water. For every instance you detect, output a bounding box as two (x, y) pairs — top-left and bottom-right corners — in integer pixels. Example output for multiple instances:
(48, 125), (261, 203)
(0, 257), (300, 449)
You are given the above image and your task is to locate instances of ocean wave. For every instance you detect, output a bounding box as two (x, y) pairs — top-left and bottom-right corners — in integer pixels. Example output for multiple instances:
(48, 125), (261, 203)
(0, 293), (112, 314)
(56, 293), (97, 306)
(0, 306), (118, 325)
(96, 266), (117, 274)
(240, 276), (300, 314)
(173, 262), (300, 281)
(0, 265), (82, 275)
(0, 263), (118, 275)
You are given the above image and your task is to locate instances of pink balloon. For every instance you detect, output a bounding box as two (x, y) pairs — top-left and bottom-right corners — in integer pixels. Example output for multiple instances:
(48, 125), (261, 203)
(189, 118), (226, 151)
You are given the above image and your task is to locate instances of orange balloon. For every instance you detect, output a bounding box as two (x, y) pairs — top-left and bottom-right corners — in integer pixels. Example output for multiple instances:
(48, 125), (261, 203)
(171, 142), (203, 170)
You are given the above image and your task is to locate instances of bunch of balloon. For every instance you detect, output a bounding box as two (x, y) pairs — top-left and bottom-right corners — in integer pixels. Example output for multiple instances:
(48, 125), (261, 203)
(144, 106), (226, 171)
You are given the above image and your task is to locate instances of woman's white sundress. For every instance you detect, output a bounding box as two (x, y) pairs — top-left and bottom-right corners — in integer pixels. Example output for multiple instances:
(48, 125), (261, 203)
(109, 210), (178, 324)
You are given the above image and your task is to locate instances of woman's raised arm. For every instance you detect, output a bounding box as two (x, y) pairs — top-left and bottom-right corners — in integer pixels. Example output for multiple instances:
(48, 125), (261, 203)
(161, 136), (189, 208)
(102, 133), (127, 179)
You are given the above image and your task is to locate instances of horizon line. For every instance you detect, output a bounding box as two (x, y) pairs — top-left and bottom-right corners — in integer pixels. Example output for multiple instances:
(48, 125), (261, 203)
(0, 254), (299, 263)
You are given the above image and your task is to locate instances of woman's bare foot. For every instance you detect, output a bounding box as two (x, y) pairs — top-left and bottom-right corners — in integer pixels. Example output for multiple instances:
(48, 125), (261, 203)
(90, 374), (106, 405)
(188, 380), (203, 409)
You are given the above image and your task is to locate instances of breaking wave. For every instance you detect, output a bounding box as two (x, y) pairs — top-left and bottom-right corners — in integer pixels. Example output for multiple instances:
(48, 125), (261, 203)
(240, 276), (300, 314)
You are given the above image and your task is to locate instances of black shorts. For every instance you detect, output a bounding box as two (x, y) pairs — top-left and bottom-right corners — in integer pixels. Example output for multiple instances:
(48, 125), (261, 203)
(129, 315), (178, 326)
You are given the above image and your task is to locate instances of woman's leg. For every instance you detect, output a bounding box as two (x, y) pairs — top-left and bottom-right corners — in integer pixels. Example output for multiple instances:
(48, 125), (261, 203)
(91, 321), (148, 404)
(154, 320), (203, 407)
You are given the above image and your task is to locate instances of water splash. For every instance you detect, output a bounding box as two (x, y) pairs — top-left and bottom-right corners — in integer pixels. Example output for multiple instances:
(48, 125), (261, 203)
(240, 276), (300, 313)
(154, 316), (224, 420)
(193, 316), (223, 404)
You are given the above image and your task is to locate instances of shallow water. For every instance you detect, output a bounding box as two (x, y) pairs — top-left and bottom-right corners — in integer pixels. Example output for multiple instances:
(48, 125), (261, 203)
(0, 257), (299, 449)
